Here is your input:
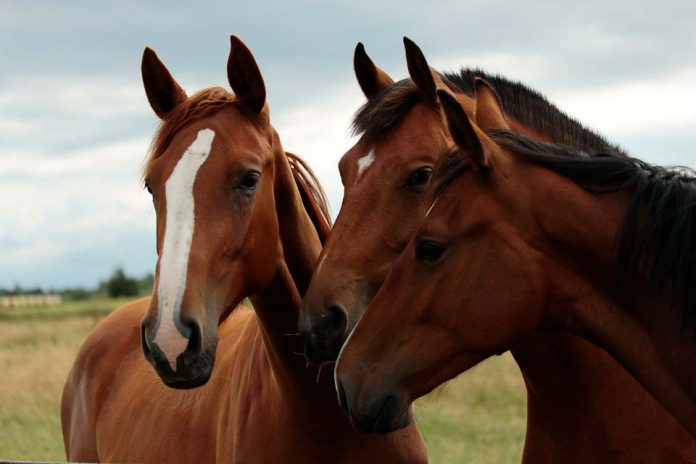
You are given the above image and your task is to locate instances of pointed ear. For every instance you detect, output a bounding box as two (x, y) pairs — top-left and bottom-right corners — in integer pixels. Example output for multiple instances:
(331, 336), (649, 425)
(227, 35), (266, 114)
(474, 77), (509, 131)
(403, 37), (442, 103)
(141, 47), (187, 119)
(437, 90), (490, 170)
(354, 42), (394, 99)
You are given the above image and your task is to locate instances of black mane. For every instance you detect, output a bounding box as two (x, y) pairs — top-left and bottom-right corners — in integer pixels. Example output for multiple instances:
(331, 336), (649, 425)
(445, 130), (696, 325)
(352, 67), (624, 155)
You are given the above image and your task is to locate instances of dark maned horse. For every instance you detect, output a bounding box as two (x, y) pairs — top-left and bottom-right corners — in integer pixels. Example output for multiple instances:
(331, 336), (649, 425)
(61, 36), (426, 463)
(336, 79), (696, 443)
(301, 38), (696, 460)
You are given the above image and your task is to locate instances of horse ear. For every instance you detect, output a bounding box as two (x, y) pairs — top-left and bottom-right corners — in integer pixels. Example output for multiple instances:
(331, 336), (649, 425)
(227, 35), (266, 114)
(437, 90), (490, 170)
(403, 37), (440, 103)
(474, 77), (509, 131)
(141, 47), (187, 119)
(354, 42), (394, 99)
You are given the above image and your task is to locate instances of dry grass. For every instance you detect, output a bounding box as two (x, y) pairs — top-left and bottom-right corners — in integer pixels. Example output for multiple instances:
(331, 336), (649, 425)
(0, 312), (104, 460)
(0, 299), (526, 462)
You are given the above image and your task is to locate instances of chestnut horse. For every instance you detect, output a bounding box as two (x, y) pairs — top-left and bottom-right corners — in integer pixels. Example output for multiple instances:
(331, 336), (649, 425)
(301, 38), (696, 460)
(335, 80), (696, 442)
(61, 36), (427, 463)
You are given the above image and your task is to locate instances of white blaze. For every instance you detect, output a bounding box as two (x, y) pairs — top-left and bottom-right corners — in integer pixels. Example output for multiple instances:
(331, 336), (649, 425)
(153, 128), (215, 370)
(356, 150), (375, 181)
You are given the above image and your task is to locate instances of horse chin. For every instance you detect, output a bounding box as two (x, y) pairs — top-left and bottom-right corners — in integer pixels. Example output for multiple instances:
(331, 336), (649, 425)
(162, 372), (212, 390)
(348, 391), (413, 435)
(149, 344), (217, 390)
(372, 399), (413, 435)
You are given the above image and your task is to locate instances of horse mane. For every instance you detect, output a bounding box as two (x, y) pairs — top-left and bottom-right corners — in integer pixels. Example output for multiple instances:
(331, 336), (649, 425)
(352, 68), (623, 155)
(440, 129), (696, 325)
(141, 87), (332, 242)
(286, 152), (333, 244)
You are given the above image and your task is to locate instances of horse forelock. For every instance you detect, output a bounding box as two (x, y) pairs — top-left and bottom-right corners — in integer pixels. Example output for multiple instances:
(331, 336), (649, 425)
(142, 87), (263, 182)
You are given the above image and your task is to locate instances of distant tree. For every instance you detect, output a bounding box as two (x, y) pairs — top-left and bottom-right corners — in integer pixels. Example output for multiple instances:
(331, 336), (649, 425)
(138, 273), (155, 294)
(63, 287), (92, 301)
(106, 268), (140, 297)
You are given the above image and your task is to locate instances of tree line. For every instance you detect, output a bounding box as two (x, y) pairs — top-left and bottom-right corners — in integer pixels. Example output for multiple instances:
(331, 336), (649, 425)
(0, 268), (154, 300)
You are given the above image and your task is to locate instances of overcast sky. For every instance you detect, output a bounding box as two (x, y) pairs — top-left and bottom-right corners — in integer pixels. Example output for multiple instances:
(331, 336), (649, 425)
(1, 1), (695, 288)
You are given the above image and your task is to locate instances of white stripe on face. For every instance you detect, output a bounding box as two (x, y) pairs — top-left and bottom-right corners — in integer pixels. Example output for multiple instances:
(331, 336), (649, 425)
(153, 128), (215, 370)
(334, 321), (359, 400)
(356, 149), (376, 182)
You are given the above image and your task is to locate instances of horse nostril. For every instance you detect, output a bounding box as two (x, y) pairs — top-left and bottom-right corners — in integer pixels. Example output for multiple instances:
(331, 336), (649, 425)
(181, 318), (203, 357)
(324, 304), (348, 340)
(140, 319), (155, 362)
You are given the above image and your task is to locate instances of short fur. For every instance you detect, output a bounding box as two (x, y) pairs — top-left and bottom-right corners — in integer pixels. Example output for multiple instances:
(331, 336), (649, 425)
(442, 128), (696, 326)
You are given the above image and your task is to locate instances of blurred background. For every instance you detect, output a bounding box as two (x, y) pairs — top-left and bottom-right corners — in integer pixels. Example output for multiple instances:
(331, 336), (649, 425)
(1, 1), (694, 462)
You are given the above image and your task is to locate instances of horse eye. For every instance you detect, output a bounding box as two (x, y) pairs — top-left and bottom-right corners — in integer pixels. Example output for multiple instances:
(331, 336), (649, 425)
(405, 167), (433, 188)
(238, 171), (260, 192)
(415, 239), (447, 262)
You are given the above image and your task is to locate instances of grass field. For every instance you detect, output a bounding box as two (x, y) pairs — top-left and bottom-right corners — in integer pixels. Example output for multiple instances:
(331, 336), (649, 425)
(0, 298), (526, 463)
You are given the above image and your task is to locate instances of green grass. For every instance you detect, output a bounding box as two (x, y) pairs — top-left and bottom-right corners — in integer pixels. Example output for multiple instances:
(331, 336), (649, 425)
(415, 355), (526, 463)
(0, 296), (133, 321)
(0, 298), (526, 462)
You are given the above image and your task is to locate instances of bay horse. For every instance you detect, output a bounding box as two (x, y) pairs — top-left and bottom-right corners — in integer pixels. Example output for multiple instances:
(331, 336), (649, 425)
(301, 38), (696, 460)
(61, 36), (427, 463)
(335, 77), (696, 442)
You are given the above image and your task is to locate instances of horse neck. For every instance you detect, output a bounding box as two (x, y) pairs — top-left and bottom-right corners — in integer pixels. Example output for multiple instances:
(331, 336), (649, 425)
(511, 331), (696, 454)
(248, 134), (327, 397)
(528, 167), (696, 435)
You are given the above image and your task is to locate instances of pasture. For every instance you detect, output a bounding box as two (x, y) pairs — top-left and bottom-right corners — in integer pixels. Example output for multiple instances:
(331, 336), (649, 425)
(0, 298), (526, 463)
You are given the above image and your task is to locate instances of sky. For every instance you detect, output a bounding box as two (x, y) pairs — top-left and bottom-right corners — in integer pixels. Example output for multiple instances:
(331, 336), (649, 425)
(1, 0), (695, 289)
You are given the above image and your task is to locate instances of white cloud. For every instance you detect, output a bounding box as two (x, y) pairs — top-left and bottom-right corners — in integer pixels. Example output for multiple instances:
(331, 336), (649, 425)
(274, 81), (362, 213)
(553, 66), (696, 137)
(0, 77), (145, 116)
(429, 51), (557, 85)
(2, 10), (695, 288)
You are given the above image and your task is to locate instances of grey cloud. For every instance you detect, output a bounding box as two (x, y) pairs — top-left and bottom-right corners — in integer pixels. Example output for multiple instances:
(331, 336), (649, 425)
(1, 0), (695, 287)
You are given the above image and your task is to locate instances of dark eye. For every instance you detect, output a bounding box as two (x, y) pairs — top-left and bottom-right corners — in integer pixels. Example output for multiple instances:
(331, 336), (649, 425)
(238, 171), (260, 193)
(415, 239), (447, 262)
(405, 167), (433, 188)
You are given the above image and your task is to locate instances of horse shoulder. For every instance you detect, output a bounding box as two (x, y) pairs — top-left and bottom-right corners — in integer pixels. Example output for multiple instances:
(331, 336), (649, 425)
(61, 297), (150, 461)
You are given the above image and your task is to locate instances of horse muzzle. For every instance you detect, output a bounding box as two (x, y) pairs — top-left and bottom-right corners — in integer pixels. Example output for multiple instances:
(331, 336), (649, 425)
(140, 318), (216, 389)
